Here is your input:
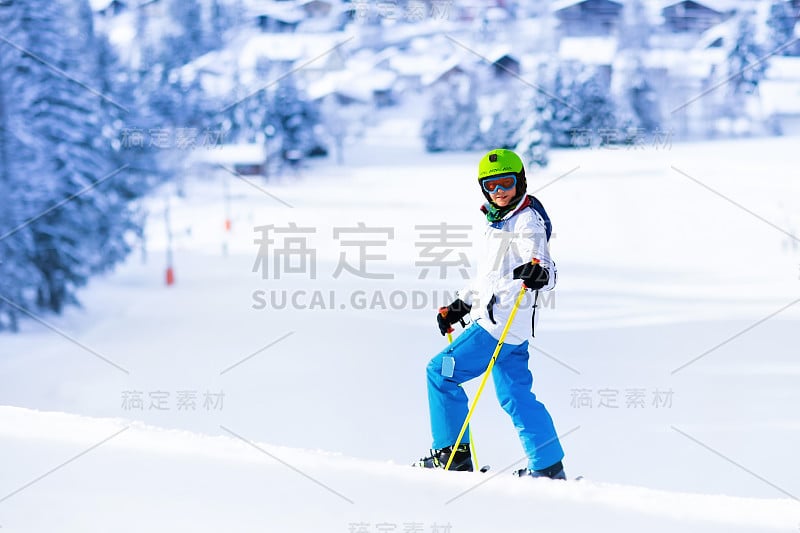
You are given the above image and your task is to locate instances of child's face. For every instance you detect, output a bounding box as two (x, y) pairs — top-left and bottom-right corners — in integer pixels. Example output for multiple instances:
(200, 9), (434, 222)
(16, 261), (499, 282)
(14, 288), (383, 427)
(490, 185), (517, 207)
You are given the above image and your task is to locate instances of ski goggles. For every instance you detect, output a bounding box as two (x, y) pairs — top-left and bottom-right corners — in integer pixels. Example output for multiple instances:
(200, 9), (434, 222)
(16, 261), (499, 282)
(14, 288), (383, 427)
(480, 173), (517, 193)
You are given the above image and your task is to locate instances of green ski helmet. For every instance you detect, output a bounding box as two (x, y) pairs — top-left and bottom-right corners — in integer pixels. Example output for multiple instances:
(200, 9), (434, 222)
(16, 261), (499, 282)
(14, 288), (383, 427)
(477, 148), (527, 205)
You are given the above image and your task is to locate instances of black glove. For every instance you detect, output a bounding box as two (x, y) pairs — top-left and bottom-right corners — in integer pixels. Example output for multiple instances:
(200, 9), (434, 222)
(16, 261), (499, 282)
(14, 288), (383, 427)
(437, 299), (471, 336)
(512, 262), (549, 290)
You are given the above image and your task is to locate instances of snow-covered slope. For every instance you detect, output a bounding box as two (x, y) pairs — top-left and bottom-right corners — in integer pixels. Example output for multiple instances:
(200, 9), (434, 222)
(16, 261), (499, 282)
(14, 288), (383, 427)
(0, 406), (796, 533)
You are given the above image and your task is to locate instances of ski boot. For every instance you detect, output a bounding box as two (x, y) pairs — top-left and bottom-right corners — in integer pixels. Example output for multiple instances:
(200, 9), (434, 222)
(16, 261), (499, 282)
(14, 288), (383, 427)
(414, 444), (473, 471)
(513, 460), (566, 480)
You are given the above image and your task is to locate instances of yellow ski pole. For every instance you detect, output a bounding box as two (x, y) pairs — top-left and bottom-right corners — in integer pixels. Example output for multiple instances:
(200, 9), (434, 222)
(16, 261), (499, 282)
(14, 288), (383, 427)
(444, 278), (531, 471)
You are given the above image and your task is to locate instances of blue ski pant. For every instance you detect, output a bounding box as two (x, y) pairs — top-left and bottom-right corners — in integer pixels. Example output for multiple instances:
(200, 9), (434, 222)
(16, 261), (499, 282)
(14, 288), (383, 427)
(427, 323), (564, 471)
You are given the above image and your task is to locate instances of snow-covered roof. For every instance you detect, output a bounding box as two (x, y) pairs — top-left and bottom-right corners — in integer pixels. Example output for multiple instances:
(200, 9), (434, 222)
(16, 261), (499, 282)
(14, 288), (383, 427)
(202, 30), (348, 72)
(519, 52), (553, 74)
(760, 80), (800, 115)
(89, 0), (115, 10)
(240, 33), (316, 62)
(558, 36), (618, 65)
(766, 57), (800, 81)
(177, 26), (357, 99)
(345, 48), (384, 71)
(640, 47), (722, 78)
(692, 15), (739, 50)
(552, 0), (622, 13)
(658, 0), (741, 14)
(359, 69), (397, 91)
(245, 0), (305, 23)
(389, 53), (452, 77)
(190, 143), (266, 165)
(486, 45), (515, 64)
(552, 0), (585, 11)
(371, 19), (458, 47)
(306, 68), (397, 101)
(484, 6), (511, 21)
(420, 55), (475, 86)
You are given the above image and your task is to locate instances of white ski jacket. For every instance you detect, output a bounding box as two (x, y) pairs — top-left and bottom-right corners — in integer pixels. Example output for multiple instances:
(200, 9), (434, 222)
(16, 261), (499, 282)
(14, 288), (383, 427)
(457, 195), (556, 345)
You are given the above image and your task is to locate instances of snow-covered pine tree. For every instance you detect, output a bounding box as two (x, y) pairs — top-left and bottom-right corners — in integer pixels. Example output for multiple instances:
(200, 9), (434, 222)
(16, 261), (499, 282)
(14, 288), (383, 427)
(545, 63), (617, 148)
(513, 89), (551, 169)
(28, 0), (135, 312)
(0, 3), (41, 329)
(94, 28), (162, 253)
(264, 77), (326, 175)
(767, 1), (799, 55)
(95, 32), (158, 198)
(167, 0), (208, 67)
(0, 0), (153, 328)
(422, 72), (482, 152)
(718, 15), (769, 131)
(615, 1), (660, 137)
(208, 0), (241, 51)
(133, 0), (215, 150)
(319, 95), (348, 165)
(628, 64), (661, 133)
(478, 82), (550, 168)
(481, 86), (524, 151)
(728, 16), (768, 97)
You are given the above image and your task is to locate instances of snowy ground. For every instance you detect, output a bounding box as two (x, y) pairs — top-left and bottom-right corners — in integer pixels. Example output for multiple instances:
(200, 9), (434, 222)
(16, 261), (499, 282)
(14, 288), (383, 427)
(1, 104), (799, 532)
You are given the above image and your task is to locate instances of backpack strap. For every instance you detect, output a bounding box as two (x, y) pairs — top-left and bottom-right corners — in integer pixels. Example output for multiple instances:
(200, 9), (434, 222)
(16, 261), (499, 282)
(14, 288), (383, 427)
(525, 195), (551, 336)
(526, 194), (552, 242)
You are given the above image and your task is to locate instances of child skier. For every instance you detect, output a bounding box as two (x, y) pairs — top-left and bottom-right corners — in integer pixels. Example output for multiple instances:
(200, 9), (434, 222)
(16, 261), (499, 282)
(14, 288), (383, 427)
(416, 149), (566, 479)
